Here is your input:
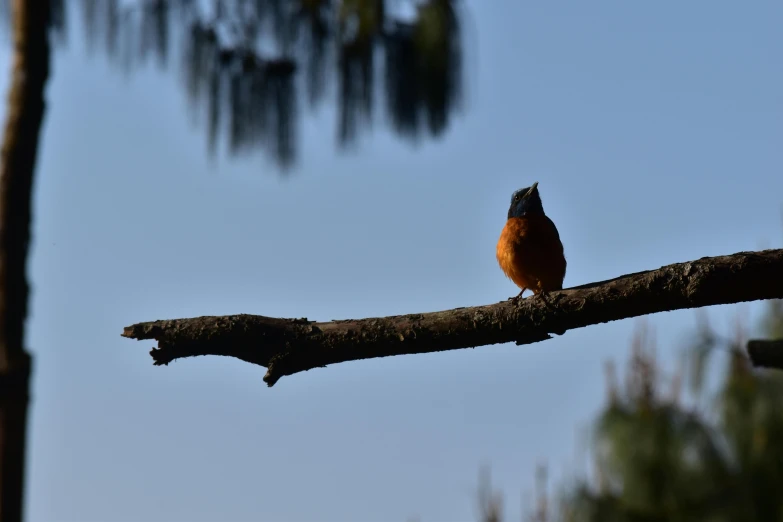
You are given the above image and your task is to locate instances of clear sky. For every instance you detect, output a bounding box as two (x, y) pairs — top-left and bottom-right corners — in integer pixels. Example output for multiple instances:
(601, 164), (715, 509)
(1, 1), (781, 521)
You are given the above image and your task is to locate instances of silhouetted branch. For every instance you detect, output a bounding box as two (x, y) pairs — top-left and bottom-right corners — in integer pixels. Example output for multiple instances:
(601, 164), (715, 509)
(121, 249), (783, 388)
(747, 339), (783, 370)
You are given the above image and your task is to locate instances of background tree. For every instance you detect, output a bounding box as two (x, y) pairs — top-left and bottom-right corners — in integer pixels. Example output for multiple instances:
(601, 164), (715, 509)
(70, 0), (464, 169)
(561, 301), (783, 521)
(470, 299), (783, 522)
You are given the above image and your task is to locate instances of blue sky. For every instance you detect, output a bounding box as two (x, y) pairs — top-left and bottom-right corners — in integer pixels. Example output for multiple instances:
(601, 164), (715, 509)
(1, 1), (781, 521)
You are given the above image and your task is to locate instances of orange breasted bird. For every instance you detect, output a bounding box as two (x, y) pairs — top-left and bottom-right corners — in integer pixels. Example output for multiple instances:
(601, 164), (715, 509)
(496, 182), (567, 300)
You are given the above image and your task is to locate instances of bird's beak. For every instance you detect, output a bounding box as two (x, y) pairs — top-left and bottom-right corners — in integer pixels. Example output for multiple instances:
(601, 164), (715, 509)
(525, 182), (539, 197)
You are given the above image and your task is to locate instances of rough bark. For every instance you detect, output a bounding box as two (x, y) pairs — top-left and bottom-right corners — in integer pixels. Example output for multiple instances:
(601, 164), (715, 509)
(747, 339), (783, 370)
(0, 1), (50, 520)
(122, 249), (783, 387)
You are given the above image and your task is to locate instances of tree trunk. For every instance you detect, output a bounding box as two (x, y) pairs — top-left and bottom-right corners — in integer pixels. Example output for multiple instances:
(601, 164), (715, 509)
(0, 1), (51, 521)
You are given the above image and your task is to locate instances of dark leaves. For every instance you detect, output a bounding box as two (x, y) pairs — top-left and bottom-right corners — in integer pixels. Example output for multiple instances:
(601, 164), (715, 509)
(0, 0), (466, 171)
(184, 21), (297, 167)
(551, 319), (783, 522)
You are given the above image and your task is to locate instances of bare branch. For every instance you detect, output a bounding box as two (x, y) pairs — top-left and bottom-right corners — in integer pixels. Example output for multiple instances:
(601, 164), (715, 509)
(747, 339), (783, 370)
(122, 249), (783, 387)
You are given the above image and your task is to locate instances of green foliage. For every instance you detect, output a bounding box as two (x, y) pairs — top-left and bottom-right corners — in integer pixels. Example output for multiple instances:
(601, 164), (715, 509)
(550, 302), (783, 522)
(2, 0), (465, 170)
(470, 300), (783, 522)
(761, 300), (783, 339)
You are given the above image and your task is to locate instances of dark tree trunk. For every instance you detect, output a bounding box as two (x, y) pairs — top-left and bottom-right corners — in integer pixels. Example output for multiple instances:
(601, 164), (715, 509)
(0, 1), (51, 520)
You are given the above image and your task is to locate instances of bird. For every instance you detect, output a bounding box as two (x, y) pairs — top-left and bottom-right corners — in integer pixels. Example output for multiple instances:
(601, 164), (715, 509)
(496, 182), (567, 301)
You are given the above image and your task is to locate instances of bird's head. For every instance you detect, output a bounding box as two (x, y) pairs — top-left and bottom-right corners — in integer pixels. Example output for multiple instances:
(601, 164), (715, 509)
(507, 182), (544, 219)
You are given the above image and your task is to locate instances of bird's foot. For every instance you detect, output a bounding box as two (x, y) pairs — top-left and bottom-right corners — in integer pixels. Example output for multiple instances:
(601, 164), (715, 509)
(535, 289), (558, 310)
(535, 289), (566, 334)
(508, 289), (527, 304)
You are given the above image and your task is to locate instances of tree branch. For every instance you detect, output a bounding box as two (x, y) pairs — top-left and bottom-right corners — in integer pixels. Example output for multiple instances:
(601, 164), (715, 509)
(747, 339), (783, 370)
(122, 249), (783, 387)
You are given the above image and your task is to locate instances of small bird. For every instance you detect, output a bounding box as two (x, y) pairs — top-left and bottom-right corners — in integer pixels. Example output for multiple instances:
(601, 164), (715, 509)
(496, 182), (566, 300)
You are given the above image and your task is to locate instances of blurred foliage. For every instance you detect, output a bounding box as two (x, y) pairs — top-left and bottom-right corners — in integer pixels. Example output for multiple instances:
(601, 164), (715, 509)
(471, 299), (783, 522)
(1, 0), (464, 170)
(762, 300), (783, 339)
